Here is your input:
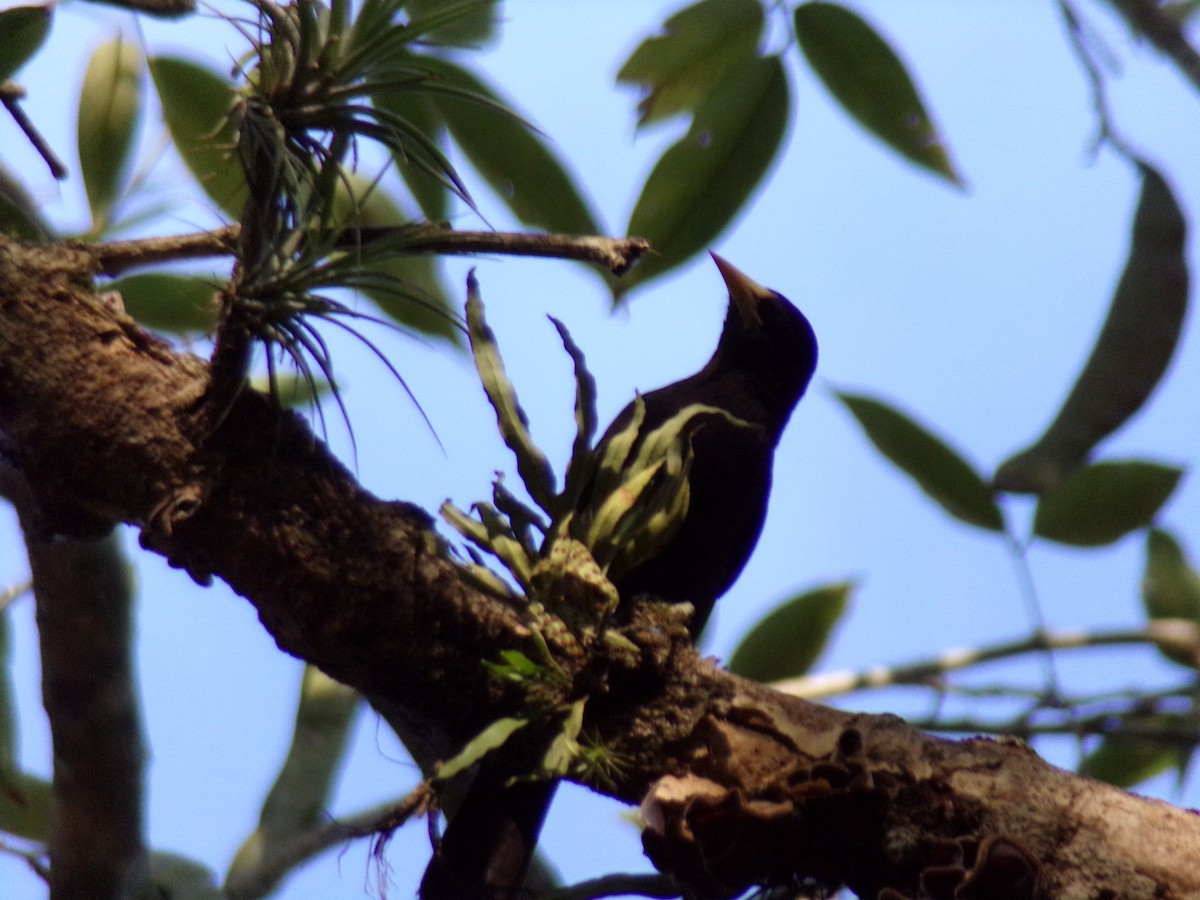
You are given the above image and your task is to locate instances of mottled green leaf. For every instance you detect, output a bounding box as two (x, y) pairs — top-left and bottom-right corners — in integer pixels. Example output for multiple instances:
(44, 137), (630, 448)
(620, 54), (789, 296)
(0, 4), (52, 81)
(1034, 461), (1183, 547)
(616, 0), (763, 126)
(794, 2), (960, 185)
(1080, 731), (1187, 789)
(994, 163), (1189, 494)
(728, 582), (853, 683)
(107, 273), (219, 334)
(550, 316), (599, 523)
(78, 36), (144, 231)
(149, 56), (245, 217)
(836, 391), (1004, 532)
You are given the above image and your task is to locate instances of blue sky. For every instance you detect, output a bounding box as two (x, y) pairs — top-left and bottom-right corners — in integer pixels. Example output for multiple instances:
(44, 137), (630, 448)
(3, 1), (1200, 897)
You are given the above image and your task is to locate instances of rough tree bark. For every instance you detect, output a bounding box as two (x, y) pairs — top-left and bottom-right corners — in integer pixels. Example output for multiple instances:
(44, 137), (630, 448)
(2, 232), (1199, 899)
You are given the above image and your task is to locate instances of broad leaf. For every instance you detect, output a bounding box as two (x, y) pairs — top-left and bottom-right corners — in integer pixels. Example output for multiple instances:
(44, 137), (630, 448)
(402, 0), (500, 47)
(107, 273), (219, 334)
(794, 2), (960, 185)
(1143, 529), (1200, 623)
(728, 582), (852, 683)
(0, 4), (52, 81)
(836, 391), (1004, 532)
(78, 35), (144, 231)
(149, 56), (245, 217)
(617, 0), (763, 126)
(1034, 461), (1183, 547)
(994, 163), (1189, 494)
(620, 54), (789, 296)
(1080, 730), (1189, 789)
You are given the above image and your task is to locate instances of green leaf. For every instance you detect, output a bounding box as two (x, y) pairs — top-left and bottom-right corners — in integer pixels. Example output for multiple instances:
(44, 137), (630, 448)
(1080, 731), (1187, 789)
(549, 316), (599, 523)
(1143, 529), (1200, 623)
(0, 165), (49, 239)
(402, 0), (500, 47)
(106, 272), (219, 334)
(836, 391), (1004, 532)
(616, 0), (763, 126)
(78, 35), (144, 231)
(370, 88), (450, 220)
(149, 56), (245, 217)
(427, 58), (600, 236)
(793, 2), (961, 186)
(436, 717), (528, 782)
(466, 273), (558, 512)
(994, 163), (1189, 494)
(728, 582), (853, 683)
(1034, 461), (1184, 547)
(619, 54), (789, 296)
(150, 852), (220, 900)
(0, 770), (51, 842)
(0, 4), (52, 82)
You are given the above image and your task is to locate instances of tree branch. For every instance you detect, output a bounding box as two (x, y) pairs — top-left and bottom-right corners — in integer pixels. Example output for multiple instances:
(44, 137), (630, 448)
(2, 233), (1199, 898)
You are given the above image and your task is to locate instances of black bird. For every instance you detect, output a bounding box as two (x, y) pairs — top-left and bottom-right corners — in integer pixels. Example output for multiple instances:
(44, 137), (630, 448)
(421, 253), (818, 899)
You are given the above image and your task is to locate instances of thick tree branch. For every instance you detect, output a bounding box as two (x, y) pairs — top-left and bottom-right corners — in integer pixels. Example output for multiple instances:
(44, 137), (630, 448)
(2, 233), (1200, 898)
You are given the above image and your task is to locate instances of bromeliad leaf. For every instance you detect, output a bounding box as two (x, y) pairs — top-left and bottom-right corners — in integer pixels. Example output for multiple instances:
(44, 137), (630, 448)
(436, 717), (528, 783)
(836, 391), (1004, 532)
(616, 0), (763, 127)
(793, 2), (961, 186)
(549, 316), (599, 524)
(474, 502), (534, 589)
(466, 272), (557, 512)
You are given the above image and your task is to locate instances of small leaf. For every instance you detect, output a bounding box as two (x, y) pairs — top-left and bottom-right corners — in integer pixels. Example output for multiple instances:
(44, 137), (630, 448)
(78, 35), (144, 231)
(466, 273), (557, 512)
(0, 164), (50, 239)
(1143, 529), (1200, 623)
(620, 55), (789, 296)
(616, 0), (763, 126)
(0, 4), (52, 82)
(150, 853), (220, 900)
(542, 698), (587, 777)
(1080, 731), (1186, 789)
(994, 162), (1189, 494)
(728, 583), (852, 683)
(0, 770), (51, 842)
(106, 272), (219, 334)
(436, 717), (528, 782)
(149, 56), (245, 217)
(1034, 461), (1184, 547)
(836, 391), (1004, 532)
(794, 2), (961, 185)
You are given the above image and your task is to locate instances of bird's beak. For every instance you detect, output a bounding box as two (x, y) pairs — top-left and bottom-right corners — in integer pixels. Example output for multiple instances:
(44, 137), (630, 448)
(710, 252), (771, 328)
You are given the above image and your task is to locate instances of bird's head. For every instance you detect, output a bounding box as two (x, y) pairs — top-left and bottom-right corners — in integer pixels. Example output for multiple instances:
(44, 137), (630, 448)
(709, 252), (818, 434)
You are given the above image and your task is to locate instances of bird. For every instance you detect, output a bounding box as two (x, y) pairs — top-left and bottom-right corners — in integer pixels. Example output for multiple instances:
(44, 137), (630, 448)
(420, 253), (818, 899)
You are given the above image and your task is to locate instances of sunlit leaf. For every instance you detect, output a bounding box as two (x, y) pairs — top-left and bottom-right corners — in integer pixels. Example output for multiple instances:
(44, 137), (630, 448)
(728, 582), (852, 683)
(78, 35), (144, 231)
(619, 54), (789, 296)
(994, 163), (1189, 494)
(1034, 461), (1183, 547)
(836, 391), (1004, 532)
(436, 716), (528, 782)
(107, 273), (219, 334)
(0, 4), (52, 82)
(149, 56), (245, 217)
(793, 2), (960, 185)
(616, 0), (763, 126)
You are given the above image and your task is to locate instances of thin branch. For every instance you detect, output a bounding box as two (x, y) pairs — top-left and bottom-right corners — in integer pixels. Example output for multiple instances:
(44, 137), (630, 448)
(0, 83), (67, 181)
(81, 224), (651, 277)
(542, 872), (682, 900)
(79, 0), (196, 16)
(777, 620), (1200, 699)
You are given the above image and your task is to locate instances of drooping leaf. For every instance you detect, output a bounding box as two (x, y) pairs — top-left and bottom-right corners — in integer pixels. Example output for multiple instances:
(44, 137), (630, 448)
(995, 163), (1189, 494)
(1033, 461), (1184, 547)
(549, 316), (599, 523)
(1080, 730), (1189, 789)
(78, 35), (144, 231)
(466, 272), (557, 512)
(106, 273), (219, 335)
(616, 0), (763, 126)
(369, 87), (449, 220)
(1143, 529), (1200, 623)
(728, 582), (853, 683)
(0, 4), (52, 81)
(619, 54), (789, 296)
(149, 56), (245, 217)
(436, 716), (528, 782)
(836, 391), (1004, 532)
(793, 2), (961, 186)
